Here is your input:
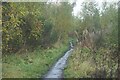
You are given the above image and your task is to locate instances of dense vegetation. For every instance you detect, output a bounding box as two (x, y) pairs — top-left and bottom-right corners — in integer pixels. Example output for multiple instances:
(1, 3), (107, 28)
(64, 2), (118, 78)
(2, 2), (74, 78)
(2, 1), (119, 78)
(2, 2), (73, 54)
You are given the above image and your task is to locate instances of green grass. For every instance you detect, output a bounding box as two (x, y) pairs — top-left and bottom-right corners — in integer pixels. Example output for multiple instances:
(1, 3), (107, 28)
(2, 44), (68, 78)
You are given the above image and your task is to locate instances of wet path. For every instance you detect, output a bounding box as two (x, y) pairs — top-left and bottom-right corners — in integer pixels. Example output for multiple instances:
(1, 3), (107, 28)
(44, 44), (73, 78)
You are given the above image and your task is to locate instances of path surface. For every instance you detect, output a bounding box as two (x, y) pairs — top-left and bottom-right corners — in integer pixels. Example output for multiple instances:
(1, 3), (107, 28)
(44, 45), (73, 78)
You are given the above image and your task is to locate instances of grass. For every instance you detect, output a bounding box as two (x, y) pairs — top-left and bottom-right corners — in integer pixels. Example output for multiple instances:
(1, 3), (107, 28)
(64, 46), (118, 78)
(2, 44), (68, 78)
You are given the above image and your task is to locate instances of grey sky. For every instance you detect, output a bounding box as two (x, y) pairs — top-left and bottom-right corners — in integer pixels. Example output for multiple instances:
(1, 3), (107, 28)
(72, 0), (118, 16)
(47, 0), (118, 16)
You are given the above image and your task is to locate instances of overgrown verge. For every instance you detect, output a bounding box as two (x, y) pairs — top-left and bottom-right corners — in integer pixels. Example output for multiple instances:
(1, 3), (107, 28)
(2, 44), (67, 78)
(64, 45), (118, 78)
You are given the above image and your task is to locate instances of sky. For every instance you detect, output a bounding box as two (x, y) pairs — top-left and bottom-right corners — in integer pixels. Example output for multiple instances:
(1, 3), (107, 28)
(47, 0), (118, 17)
(72, 0), (118, 16)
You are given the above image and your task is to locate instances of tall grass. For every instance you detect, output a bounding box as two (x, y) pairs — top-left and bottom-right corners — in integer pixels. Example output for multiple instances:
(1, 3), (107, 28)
(64, 46), (118, 78)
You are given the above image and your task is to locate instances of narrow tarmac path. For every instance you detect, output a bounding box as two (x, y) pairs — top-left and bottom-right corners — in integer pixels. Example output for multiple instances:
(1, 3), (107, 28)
(44, 43), (73, 79)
